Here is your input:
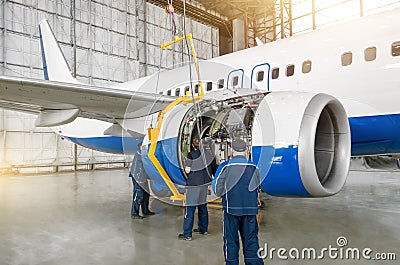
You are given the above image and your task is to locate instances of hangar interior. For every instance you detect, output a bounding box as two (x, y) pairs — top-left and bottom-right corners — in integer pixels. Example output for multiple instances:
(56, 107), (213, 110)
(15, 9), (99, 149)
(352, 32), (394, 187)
(0, 0), (220, 173)
(0, 1), (400, 265)
(2, 0), (400, 174)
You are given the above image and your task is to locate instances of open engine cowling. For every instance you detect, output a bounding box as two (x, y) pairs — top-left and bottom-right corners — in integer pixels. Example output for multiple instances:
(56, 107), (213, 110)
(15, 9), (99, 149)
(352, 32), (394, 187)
(141, 90), (351, 198)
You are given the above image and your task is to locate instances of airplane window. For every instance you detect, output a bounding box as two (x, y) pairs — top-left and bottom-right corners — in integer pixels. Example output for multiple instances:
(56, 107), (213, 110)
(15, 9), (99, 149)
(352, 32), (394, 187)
(302, 60), (312, 73)
(272, 68), (279, 79)
(365, 47), (377, 62)
(391, 41), (400, 56)
(232, 76), (239, 87)
(218, 79), (224, 89)
(185, 86), (190, 95)
(195, 84), (199, 94)
(159, 91), (163, 95)
(175, 88), (180, 96)
(167, 90), (171, 96)
(206, 82), (213, 91)
(256, 71), (264, 82)
(341, 52), (352, 66)
(286, 64), (295, 77)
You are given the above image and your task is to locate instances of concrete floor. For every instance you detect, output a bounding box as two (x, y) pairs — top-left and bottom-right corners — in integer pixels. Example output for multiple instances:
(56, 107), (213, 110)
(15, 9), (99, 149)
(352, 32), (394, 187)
(0, 169), (399, 265)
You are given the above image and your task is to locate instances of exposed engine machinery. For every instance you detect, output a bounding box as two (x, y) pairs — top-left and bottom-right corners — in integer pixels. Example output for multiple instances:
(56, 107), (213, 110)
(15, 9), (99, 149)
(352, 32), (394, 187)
(142, 90), (351, 198)
(178, 92), (262, 168)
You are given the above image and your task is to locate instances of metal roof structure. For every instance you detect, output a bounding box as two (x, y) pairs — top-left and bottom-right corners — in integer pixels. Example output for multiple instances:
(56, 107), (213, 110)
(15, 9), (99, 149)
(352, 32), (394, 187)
(146, 0), (400, 54)
(146, 0), (292, 53)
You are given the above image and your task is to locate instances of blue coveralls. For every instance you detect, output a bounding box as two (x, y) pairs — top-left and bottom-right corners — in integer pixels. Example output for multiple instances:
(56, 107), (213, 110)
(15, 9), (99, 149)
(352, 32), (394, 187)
(183, 148), (213, 237)
(129, 150), (151, 216)
(212, 155), (264, 265)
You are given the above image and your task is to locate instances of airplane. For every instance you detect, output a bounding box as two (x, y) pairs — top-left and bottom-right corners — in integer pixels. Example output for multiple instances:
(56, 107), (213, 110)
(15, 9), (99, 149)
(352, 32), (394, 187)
(1, 7), (400, 200)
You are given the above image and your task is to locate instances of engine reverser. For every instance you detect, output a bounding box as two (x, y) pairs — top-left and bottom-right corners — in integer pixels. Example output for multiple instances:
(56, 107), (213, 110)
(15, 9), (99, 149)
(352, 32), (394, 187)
(142, 90), (350, 197)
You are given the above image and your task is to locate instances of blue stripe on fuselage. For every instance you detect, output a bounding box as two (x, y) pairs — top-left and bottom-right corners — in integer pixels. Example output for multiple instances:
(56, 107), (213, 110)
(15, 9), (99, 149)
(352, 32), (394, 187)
(63, 113), (400, 196)
(349, 113), (400, 156)
(63, 114), (400, 156)
(64, 113), (400, 177)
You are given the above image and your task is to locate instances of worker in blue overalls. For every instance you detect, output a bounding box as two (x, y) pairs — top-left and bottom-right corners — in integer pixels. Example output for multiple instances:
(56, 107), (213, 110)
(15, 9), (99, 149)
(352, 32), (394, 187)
(178, 136), (213, 241)
(212, 139), (264, 265)
(129, 142), (155, 219)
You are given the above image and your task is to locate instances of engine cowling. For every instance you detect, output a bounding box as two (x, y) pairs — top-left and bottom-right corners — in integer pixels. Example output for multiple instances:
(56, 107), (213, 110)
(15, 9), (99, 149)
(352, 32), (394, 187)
(141, 90), (351, 198)
(253, 92), (351, 197)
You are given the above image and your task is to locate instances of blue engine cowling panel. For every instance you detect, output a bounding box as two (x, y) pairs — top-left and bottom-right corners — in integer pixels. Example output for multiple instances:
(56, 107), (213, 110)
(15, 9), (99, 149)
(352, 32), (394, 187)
(252, 145), (310, 196)
(142, 138), (187, 192)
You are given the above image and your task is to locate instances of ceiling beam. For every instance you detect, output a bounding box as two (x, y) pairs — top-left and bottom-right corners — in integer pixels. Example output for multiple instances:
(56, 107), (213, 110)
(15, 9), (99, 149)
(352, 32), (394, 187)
(146, 0), (231, 30)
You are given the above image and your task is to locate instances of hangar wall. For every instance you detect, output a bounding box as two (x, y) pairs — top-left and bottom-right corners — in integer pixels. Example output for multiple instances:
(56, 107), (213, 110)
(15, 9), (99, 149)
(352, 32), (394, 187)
(0, 0), (219, 173)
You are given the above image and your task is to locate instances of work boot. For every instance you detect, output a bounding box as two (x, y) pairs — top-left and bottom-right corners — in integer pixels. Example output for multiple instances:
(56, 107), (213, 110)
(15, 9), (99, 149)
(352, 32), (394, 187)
(178, 233), (192, 241)
(193, 228), (207, 235)
(131, 215), (144, 219)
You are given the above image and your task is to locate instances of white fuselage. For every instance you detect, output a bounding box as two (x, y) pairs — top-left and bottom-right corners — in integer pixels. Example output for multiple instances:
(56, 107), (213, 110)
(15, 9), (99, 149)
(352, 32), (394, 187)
(55, 8), (400, 139)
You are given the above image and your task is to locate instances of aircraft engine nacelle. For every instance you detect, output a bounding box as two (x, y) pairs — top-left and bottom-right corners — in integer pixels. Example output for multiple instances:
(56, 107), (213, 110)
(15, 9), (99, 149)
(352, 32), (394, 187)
(253, 92), (351, 197)
(141, 90), (351, 198)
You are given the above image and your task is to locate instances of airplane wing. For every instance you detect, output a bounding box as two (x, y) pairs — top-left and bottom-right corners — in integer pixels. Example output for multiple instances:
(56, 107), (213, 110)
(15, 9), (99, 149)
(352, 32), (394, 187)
(0, 75), (176, 127)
